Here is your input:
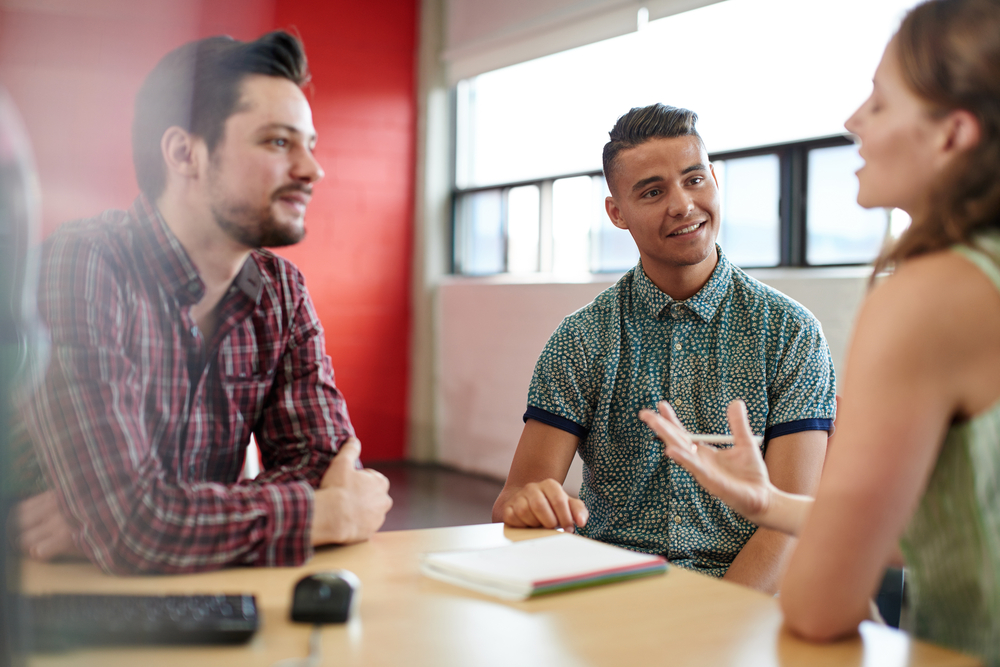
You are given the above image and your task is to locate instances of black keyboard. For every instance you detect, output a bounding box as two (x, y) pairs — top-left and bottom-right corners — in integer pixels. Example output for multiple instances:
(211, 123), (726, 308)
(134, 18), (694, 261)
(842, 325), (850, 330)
(22, 593), (259, 651)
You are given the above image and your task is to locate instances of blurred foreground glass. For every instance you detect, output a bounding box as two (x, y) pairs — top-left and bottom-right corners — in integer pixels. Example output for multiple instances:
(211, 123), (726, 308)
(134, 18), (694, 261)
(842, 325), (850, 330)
(1, 84), (45, 667)
(715, 155), (780, 267)
(806, 144), (886, 265)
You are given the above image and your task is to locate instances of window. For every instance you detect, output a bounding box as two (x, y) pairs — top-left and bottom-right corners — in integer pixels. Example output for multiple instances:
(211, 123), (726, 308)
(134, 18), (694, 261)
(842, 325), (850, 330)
(453, 135), (907, 274)
(715, 154), (780, 268)
(806, 144), (888, 265)
(451, 0), (922, 275)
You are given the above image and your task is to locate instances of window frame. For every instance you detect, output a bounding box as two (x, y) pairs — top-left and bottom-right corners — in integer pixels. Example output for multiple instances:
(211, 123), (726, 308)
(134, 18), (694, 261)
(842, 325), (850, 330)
(450, 133), (862, 274)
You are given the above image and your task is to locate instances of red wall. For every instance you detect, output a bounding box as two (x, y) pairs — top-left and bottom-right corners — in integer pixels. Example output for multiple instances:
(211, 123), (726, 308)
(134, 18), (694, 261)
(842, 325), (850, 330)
(0, 0), (416, 460)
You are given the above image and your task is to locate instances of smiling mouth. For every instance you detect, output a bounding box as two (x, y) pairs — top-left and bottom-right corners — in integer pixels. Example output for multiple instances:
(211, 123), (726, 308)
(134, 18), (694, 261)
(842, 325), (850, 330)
(274, 188), (312, 213)
(669, 222), (704, 236)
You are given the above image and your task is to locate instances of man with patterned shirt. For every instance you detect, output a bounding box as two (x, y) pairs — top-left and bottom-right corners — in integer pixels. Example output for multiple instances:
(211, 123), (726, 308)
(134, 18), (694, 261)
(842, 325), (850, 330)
(11, 32), (392, 574)
(493, 104), (835, 593)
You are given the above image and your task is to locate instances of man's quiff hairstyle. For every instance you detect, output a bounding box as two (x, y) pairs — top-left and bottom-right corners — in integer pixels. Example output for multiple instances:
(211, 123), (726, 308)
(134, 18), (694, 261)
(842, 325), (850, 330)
(132, 30), (310, 200)
(602, 103), (702, 192)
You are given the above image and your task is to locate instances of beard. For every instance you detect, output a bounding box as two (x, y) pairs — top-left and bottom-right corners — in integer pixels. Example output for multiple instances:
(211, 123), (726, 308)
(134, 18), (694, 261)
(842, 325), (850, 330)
(211, 184), (310, 249)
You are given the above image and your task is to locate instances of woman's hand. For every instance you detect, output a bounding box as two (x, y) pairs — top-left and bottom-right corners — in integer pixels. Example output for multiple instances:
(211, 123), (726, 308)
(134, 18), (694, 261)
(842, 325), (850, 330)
(638, 399), (775, 524)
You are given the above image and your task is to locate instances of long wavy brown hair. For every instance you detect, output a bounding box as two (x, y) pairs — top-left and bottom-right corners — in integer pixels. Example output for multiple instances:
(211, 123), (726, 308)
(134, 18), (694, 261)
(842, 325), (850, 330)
(874, 0), (1000, 274)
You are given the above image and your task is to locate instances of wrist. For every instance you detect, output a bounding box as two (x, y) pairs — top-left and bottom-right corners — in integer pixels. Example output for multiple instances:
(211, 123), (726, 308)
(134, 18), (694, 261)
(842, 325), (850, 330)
(310, 487), (336, 545)
(310, 486), (355, 545)
(758, 487), (813, 537)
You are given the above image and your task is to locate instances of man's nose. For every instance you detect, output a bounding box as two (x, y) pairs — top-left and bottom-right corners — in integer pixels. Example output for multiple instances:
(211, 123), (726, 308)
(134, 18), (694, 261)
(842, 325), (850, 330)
(665, 189), (694, 218)
(294, 148), (325, 184)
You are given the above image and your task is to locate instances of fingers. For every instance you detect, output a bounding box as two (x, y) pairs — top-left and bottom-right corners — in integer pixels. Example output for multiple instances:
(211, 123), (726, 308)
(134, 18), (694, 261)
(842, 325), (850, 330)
(28, 528), (75, 561)
(15, 491), (59, 531)
(16, 501), (78, 561)
(638, 405), (716, 485)
(655, 400), (684, 428)
(726, 399), (757, 449)
(501, 480), (584, 531)
(366, 468), (389, 488)
(336, 437), (362, 463)
(568, 497), (589, 527)
(638, 404), (696, 461)
(321, 437), (362, 488)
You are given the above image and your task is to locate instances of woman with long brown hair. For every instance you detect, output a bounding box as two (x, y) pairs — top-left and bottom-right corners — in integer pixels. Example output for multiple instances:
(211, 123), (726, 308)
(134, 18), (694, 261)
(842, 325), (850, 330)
(640, 0), (1000, 662)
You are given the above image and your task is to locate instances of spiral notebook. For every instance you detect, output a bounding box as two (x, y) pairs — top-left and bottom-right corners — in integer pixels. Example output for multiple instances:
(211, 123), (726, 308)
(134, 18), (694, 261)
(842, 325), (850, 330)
(421, 533), (668, 601)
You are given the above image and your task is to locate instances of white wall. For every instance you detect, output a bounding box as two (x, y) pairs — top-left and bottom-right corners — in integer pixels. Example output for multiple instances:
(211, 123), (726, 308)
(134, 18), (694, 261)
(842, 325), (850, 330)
(436, 268), (870, 492)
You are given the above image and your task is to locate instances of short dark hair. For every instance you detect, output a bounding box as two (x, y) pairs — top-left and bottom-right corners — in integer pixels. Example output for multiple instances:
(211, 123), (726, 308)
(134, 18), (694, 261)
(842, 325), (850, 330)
(132, 30), (310, 199)
(602, 104), (701, 191)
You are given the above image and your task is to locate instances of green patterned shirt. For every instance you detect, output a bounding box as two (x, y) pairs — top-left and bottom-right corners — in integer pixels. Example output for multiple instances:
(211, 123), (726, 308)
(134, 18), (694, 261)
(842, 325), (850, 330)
(525, 248), (836, 576)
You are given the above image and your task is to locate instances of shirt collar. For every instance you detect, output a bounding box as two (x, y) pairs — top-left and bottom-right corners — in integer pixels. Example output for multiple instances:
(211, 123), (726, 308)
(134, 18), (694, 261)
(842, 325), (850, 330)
(633, 245), (733, 322)
(131, 194), (263, 306)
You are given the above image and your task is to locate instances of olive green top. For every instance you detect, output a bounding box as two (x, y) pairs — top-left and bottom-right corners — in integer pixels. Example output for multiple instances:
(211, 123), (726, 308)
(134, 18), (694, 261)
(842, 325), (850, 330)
(900, 233), (1000, 666)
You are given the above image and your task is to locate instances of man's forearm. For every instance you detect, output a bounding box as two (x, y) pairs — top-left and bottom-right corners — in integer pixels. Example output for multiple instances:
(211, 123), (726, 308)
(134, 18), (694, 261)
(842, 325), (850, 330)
(721, 527), (796, 594)
(252, 298), (350, 488)
(722, 429), (826, 593)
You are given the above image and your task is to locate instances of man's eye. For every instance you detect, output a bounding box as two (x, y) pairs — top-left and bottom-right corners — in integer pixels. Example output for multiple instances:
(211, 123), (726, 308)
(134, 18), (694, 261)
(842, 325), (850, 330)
(689, 177), (704, 185)
(643, 189), (661, 198)
(270, 138), (289, 147)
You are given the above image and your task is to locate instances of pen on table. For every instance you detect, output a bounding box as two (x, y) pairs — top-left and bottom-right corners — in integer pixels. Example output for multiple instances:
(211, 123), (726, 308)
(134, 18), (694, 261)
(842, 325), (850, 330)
(685, 433), (764, 446)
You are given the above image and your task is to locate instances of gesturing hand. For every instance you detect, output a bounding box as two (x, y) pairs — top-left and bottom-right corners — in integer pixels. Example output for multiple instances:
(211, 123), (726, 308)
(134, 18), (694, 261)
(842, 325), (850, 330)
(638, 399), (774, 524)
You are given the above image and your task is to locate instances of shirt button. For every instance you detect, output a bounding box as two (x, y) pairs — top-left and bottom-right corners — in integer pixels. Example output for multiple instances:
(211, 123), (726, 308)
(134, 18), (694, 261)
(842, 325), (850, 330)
(674, 343), (682, 351)
(673, 515), (682, 524)
(190, 326), (198, 337)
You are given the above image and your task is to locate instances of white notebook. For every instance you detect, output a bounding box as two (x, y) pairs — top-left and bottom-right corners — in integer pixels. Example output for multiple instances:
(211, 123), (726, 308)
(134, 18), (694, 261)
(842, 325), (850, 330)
(421, 533), (668, 601)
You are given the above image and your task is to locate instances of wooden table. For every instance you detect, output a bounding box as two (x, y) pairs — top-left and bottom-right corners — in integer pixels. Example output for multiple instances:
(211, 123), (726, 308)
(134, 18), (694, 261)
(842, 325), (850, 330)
(21, 524), (982, 667)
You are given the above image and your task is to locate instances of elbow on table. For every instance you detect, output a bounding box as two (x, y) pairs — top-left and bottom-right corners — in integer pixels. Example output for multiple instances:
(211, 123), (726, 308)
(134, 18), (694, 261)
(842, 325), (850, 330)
(780, 598), (862, 643)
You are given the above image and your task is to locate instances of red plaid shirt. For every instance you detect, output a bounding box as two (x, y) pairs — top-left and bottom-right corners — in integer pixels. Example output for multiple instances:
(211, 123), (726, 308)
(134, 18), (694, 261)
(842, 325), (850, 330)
(17, 195), (353, 574)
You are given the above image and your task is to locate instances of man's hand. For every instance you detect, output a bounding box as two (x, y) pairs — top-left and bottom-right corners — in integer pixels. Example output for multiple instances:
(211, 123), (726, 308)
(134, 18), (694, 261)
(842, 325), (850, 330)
(310, 438), (392, 545)
(497, 479), (588, 532)
(15, 491), (84, 561)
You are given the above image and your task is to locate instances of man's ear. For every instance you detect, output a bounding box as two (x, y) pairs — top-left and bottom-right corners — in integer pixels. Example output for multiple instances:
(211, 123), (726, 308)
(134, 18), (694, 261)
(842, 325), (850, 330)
(160, 126), (203, 181)
(606, 196), (629, 230)
(709, 162), (719, 188)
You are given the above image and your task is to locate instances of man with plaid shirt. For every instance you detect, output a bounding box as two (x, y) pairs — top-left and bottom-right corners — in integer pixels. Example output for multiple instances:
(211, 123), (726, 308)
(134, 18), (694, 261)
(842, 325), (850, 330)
(11, 31), (392, 574)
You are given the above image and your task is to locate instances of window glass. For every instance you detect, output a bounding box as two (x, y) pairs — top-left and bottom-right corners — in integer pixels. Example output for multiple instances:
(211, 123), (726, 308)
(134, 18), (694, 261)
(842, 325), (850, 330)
(715, 155), (780, 267)
(455, 190), (503, 274)
(456, 0), (920, 188)
(552, 176), (597, 276)
(806, 144), (887, 265)
(889, 207), (912, 239)
(507, 185), (540, 273)
(592, 176), (639, 273)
